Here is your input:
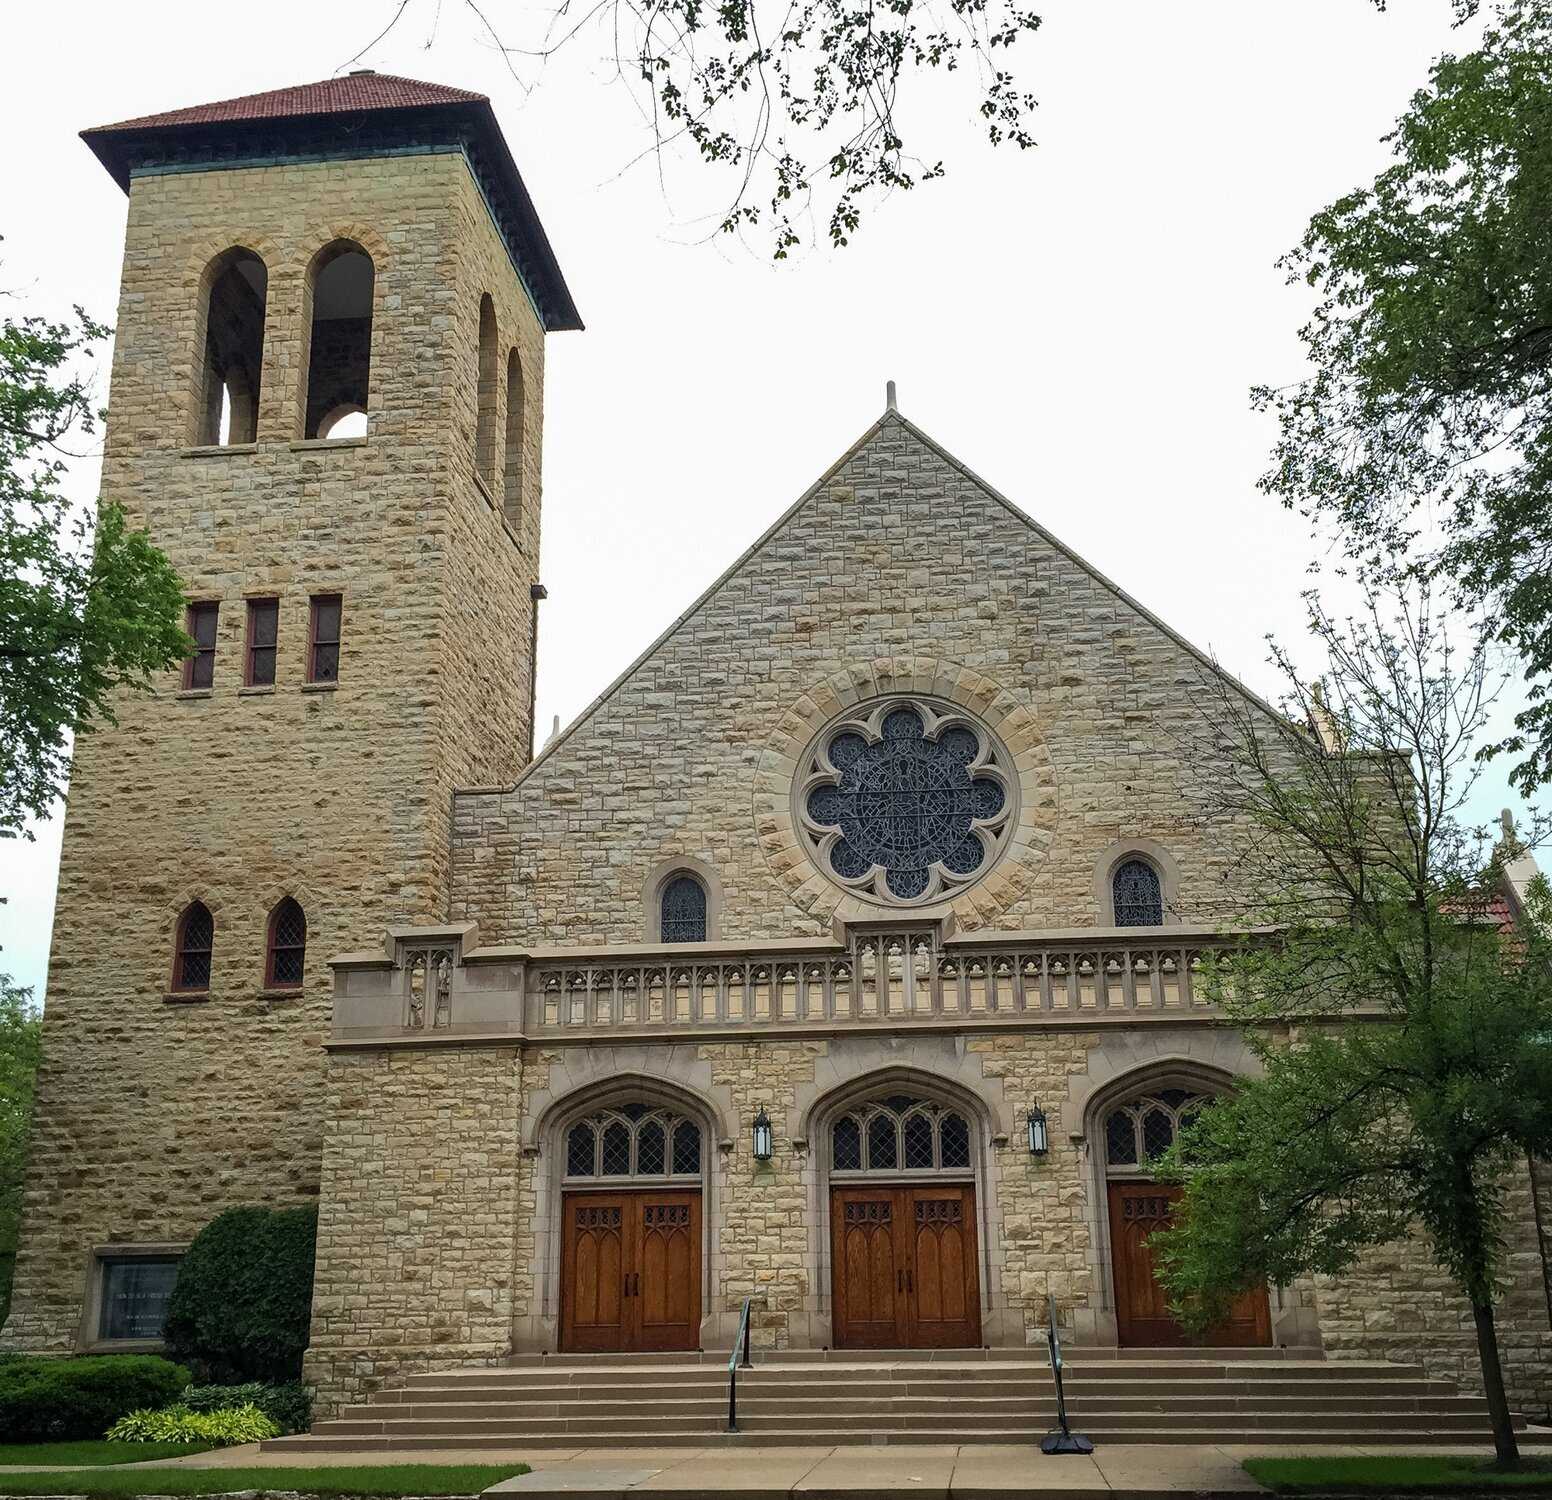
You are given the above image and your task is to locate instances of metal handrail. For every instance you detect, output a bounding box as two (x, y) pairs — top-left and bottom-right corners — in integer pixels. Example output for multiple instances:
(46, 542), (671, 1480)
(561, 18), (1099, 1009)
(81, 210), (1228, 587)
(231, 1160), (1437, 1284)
(1040, 1292), (1094, 1455)
(726, 1296), (754, 1432)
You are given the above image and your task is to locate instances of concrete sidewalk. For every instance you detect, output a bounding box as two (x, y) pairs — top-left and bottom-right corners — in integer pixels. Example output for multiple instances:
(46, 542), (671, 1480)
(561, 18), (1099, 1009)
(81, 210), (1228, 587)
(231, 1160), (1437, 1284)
(5, 1437), (1546, 1499)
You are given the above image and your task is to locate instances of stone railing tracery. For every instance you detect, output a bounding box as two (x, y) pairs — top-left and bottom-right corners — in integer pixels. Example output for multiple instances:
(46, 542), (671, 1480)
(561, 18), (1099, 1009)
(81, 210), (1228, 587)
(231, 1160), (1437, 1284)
(328, 922), (1261, 1047)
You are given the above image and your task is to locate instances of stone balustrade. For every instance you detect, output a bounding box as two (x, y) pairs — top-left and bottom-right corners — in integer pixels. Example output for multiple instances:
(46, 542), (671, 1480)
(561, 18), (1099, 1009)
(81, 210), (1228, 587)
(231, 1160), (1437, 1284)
(329, 921), (1265, 1048)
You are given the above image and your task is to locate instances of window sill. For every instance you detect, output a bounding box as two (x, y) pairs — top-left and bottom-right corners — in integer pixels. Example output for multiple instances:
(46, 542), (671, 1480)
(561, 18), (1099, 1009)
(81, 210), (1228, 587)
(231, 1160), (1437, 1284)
(77, 1337), (167, 1356)
(175, 689), (213, 700)
(473, 472), (497, 510)
(163, 991), (210, 1005)
(180, 443), (257, 459)
(290, 436), (368, 452)
(301, 681), (339, 693)
(239, 684), (276, 695)
(257, 987), (303, 1001)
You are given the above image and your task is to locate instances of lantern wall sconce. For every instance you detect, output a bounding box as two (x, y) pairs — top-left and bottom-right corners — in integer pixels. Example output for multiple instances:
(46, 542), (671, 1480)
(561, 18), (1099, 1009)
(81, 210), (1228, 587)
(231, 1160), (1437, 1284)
(752, 1106), (774, 1163)
(1027, 1104), (1049, 1157)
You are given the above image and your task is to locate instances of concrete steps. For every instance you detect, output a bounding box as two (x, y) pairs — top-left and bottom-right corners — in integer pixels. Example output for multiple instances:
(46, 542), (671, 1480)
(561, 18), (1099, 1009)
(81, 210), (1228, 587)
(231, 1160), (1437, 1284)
(263, 1348), (1521, 1451)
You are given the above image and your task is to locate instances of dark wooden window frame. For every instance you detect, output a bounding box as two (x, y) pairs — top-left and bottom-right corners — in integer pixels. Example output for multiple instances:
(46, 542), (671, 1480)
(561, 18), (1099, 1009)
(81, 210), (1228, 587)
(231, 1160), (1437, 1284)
(171, 901), (214, 994)
(182, 602), (219, 690)
(244, 597), (279, 687)
(307, 593), (343, 684)
(264, 897), (307, 991)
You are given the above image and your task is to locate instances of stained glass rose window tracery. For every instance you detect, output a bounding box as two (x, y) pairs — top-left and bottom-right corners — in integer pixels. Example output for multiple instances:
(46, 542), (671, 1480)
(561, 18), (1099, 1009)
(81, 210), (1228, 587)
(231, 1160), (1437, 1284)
(797, 697), (1014, 904)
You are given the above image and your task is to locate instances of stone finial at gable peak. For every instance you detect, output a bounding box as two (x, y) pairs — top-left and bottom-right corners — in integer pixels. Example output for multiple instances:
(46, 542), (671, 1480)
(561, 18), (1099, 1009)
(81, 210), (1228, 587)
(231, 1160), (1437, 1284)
(886, 379), (898, 414)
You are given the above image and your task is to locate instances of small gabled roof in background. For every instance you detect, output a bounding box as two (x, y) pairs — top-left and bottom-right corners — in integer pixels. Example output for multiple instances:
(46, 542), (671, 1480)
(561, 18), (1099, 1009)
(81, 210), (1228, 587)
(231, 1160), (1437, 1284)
(80, 71), (583, 333)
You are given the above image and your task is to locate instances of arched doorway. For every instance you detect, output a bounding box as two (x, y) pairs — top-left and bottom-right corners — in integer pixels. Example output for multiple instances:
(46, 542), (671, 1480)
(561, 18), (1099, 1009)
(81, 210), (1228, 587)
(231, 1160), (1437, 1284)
(825, 1090), (982, 1349)
(557, 1100), (704, 1352)
(1099, 1083), (1270, 1348)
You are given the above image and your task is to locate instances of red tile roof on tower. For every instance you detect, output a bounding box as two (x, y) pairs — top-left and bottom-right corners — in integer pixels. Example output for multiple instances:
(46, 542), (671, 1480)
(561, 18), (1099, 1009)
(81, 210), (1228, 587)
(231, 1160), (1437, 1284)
(86, 73), (488, 133)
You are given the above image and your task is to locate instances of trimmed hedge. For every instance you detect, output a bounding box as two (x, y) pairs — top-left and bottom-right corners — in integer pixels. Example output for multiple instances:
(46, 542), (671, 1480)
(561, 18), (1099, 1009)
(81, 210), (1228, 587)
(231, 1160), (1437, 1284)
(164, 1205), (317, 1383)
(0, 1355), (191, 1442)
(181, 1381), (311, 1434)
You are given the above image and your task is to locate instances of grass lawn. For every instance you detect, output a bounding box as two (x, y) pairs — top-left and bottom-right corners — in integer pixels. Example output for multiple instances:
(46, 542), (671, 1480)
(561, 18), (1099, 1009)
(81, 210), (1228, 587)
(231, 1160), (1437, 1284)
(0, 1465), (530, 1496)
(0, 1444), (220, 1469)
(1245, 1456), (1552, 1492)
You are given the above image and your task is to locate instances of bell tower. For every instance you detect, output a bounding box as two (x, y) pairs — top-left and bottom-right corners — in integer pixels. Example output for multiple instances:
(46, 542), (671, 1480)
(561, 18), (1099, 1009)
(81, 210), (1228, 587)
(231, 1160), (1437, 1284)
(1, 73), (580, 1352)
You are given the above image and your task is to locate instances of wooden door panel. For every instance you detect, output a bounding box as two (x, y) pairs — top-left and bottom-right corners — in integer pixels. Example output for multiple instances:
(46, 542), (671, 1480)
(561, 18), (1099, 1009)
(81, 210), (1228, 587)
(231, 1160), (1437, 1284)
(904, 1187), (981, 1348)
(560, 1190), (702, 1353)
(1109, 1183), (1270, 1347)
(636, 1193), (701, 1352)
(560, 1196), (628, 1353)
(831, 1189), (904, 1348)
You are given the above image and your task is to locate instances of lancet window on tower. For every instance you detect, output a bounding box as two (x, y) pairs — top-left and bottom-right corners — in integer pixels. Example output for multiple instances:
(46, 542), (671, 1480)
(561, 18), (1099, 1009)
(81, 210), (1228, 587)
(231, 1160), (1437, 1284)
(195, 249), (267, 446)
(503, 347), (525, 527)
(475, 295), (499, 488)
(303, 241), (374, 439)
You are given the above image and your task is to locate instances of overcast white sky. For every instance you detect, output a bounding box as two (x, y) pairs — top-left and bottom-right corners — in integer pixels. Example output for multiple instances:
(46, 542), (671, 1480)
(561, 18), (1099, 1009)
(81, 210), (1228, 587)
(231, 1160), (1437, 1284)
(0, 0), (1533, 1001)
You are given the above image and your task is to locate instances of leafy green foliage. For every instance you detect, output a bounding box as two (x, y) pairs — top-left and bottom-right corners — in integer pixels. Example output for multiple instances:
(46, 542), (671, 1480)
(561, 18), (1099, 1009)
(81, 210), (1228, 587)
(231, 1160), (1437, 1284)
(0, 973), (40, 1325)
(0, 1356), (190, 1443)
(105, 1403), (279, 1446)
(1154, 587), (1552, 1464)
(0, 274), (188, 839)
(163, 1206), (317, 1383)
(363, 0), (1040, 256)
(1253, 2), (1552, 793)
(180, 1380), (311, 1434)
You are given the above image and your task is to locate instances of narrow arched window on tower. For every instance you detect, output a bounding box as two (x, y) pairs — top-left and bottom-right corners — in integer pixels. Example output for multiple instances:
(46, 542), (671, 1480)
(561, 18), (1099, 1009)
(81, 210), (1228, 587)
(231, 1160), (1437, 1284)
(660, 874), (707, 944)
(502, 347), (524, 527)
(475, 295), (499, 488)
(194, 249), (267, 446)
(265, 898), (307, 990)
(172, 902), (215, 994)
(303, 241), (374, 439)
(1112, 857), (1164, 927)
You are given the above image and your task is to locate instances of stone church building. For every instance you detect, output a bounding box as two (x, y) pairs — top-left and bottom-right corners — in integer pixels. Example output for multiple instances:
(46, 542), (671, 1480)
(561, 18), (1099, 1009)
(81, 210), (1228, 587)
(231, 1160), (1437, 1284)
(4, 72), (1550, 1430)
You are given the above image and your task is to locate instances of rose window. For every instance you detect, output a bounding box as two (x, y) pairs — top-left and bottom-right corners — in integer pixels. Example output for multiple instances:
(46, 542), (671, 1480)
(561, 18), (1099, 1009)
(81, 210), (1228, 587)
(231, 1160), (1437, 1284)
(797, 697), (1015, 904)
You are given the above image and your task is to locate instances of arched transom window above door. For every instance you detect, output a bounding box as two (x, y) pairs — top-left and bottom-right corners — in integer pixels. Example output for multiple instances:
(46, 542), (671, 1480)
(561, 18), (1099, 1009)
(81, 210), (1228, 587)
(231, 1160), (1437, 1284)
(564, 1102), (703, 1181)
(1102, 1087), (1206, 1173)
(831, 1094), (974, 1174)
(796, 697), (1016, 906)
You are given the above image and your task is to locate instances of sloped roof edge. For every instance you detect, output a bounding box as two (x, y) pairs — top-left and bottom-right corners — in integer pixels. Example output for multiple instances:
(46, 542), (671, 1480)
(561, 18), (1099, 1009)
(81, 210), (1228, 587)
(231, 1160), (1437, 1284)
(475, 407), (1284, 801)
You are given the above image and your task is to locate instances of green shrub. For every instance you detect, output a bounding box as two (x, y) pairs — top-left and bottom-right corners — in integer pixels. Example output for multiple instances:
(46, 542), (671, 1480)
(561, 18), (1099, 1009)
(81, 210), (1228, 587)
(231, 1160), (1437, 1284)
(106, 1402), (280, 1445)
(180, 1381), (310, 1434)
(164, 1205), (317, 1382)
(0, 1355), (191, 1442)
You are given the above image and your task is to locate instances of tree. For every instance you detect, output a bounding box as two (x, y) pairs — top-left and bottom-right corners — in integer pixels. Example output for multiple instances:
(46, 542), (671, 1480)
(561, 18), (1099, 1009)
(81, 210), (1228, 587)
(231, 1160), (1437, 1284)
(1149, 588), (1552, 1466)
(0, 973), (41, 1327)
(1254, 0), (1552, 794)
(1, 277), (188, 840)
(355, 0), (1041, 257)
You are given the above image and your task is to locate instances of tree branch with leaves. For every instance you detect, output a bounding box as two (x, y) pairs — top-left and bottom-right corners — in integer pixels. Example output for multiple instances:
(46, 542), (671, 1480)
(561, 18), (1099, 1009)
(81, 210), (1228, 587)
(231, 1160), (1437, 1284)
(1152, 587), (1552, 1466)
(0, 255), (189, 841)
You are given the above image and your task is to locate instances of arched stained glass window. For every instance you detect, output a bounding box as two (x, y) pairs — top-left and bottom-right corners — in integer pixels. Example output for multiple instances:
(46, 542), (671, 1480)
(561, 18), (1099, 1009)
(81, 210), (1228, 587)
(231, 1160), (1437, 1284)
(830, 1096), (974, 1173)
(172, 902), (214, 993)
(564, 1104), (702, 1180)
(798, 697), (1014, 905)
(660, 874), (707, 944)
(1112, 858), (1164, 926)
(265, 898), (306, 989)
(1102, 1088), (1209, 1173)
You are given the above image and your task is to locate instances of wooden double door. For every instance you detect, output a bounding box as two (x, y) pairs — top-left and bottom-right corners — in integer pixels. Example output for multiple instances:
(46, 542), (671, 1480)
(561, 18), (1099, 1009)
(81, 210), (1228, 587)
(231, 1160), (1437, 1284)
(831, 1184), (981, 1348)
(560, 1190), (702, 1352)
(1109, 1182), (1271, 1347)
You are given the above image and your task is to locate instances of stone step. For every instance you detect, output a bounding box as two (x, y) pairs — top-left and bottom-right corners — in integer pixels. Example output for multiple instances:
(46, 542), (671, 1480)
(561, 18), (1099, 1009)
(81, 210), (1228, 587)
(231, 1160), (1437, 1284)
(265, 1423), (1515, 1453)
(494, 1346), (1330, 1367)
(342, 1391), (1491, 1423)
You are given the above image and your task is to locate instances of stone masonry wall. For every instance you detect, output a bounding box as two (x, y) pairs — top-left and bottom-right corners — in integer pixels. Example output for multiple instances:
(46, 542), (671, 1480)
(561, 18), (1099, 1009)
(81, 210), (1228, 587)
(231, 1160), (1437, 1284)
(449, 415), (1271, 946)
(305, 1045), (525, 1411)
(2, 147), (547, 1353)
(1314, 1159), (1552, 1422)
